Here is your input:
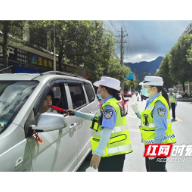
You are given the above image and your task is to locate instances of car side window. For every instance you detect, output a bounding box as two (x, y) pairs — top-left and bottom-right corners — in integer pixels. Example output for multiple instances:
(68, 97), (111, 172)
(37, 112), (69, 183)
(68, 83), (86, 109)
(24, 83), (67, 137)
(84, 83), (95, 103)
(35, 84), (66, 121)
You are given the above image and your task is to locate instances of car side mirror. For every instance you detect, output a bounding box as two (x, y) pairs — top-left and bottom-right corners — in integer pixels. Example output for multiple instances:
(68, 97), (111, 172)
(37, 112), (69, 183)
(31, 112), (68, 132)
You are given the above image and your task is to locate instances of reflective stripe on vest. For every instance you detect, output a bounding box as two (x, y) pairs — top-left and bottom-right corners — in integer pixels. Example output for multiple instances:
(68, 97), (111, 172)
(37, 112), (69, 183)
(146, 105), (154, 111)
(108, 144), (132, 155)
(141, 122), (156, 128)
(141, 118), (171, 129)
(92, 144), (132, 155)
(143, 134), (176, 144)
(93, 124), (128, 136)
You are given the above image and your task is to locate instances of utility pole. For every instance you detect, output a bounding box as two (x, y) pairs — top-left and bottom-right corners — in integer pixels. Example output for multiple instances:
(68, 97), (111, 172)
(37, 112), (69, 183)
(120, 27), (124, 94)
(53, 27), (56, 71)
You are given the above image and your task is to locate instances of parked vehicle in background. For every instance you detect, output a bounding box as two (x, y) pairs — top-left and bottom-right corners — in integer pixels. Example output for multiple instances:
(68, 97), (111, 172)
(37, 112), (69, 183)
(124, 91), (132, 97)
(98, 93), (129, 115)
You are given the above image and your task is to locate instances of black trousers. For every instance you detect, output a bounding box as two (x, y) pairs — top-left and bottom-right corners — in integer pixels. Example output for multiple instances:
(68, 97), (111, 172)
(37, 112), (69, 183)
(98, 154), (125, 172)
(170, 103), (176, 119)
(145, 146), (167, 172)
(145, 157), (167, 172)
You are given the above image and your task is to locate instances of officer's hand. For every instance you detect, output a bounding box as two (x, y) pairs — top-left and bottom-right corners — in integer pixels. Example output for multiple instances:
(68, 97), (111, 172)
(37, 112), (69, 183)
(130, 103), (139, 113)
(90, 154), (101, 170)
(66, 109), (76, 116)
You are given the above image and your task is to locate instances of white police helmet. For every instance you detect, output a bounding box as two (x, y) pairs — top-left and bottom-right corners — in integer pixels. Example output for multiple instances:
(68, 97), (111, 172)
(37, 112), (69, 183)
(139, 76), (164, 86)
(93, 76), (121, 91)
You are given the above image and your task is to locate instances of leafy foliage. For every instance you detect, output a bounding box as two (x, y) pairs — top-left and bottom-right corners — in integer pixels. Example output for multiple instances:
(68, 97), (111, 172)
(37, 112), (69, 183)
(155, 34), (192, 91)
(1, 20), (135, 89)
(0, 20), (26, 70)
(155, 54), (178, 89)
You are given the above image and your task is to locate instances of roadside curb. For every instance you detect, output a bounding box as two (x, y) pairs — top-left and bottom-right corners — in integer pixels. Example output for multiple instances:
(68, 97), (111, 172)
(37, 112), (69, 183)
(177, 98), (192, 102)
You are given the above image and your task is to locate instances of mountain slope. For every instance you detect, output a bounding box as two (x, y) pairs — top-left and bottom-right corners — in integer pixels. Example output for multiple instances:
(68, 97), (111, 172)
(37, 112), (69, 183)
(124, 56), (163, 81)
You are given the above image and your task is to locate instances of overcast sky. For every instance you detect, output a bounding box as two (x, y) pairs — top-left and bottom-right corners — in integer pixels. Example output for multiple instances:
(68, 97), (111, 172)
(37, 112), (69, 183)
(104, 20), (192, 63)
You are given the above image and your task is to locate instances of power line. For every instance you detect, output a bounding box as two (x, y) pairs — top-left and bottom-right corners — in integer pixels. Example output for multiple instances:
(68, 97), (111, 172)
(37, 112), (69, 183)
(104, 21), (119, 38)
(111, 21), (119, 34)
(109, 20), (119, 36)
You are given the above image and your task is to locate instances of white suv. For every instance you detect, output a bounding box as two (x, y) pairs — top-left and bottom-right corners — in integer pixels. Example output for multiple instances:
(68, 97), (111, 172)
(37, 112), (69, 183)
(0, 71), (99, 172)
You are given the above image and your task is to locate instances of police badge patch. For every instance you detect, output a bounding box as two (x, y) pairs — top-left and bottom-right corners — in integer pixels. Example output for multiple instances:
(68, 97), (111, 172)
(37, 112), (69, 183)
(157, 107), (166, 117)
(104, 109), (114, 119)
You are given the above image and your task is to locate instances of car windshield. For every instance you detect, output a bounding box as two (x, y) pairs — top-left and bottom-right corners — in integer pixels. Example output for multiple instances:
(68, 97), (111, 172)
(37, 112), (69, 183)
(0, 81), (38, 134)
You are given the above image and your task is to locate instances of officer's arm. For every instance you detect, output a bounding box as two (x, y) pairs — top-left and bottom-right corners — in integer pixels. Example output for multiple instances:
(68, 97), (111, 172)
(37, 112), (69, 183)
(75, 111), (95, 121)
(95, 106), (117, 156)
(152, 101), (168, 144)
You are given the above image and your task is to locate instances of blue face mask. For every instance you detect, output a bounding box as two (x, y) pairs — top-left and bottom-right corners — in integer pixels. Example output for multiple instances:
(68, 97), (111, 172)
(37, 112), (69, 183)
(97, 89), (103, 101)
(141, 87), (151, 97)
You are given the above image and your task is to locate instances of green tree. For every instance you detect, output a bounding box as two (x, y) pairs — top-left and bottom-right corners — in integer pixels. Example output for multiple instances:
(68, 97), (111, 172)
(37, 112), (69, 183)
(155, 53), (178, 89)
(26, 20), (126, 83)
(168, 34), (192, 91)
(0, 20), (26, 71)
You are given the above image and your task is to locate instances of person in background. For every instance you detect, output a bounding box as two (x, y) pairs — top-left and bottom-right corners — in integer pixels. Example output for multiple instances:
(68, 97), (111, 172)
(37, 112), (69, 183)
(168, 88), (177, 121)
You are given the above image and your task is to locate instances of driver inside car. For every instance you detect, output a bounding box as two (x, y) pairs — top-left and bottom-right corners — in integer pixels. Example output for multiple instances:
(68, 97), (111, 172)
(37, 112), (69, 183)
(36, 90), (58, 122)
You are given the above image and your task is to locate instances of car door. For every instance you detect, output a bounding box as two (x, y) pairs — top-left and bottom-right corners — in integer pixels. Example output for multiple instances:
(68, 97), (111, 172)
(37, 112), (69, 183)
(65, 81), (89, 167)
(76, 81), (99, 165)
(26, 80), (78, 172)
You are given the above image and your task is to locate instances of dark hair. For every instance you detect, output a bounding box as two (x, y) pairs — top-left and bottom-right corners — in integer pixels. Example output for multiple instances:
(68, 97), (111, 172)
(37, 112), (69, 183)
(150, 86), (170, 106)
(48, 90), (54, 100)
(101, 85), (121, 100)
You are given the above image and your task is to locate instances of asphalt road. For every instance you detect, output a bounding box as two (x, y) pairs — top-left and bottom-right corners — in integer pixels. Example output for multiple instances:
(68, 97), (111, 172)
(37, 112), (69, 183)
(77, 94), (192, 172)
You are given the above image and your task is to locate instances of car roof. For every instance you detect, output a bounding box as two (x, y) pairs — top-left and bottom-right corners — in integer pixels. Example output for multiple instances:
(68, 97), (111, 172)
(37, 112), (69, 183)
(0, 72), (91, 84)
(0, 73), (40, 81)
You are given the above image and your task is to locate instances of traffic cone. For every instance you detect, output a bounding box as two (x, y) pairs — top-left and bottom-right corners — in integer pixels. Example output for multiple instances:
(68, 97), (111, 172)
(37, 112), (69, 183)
(137, 96), (139, 101)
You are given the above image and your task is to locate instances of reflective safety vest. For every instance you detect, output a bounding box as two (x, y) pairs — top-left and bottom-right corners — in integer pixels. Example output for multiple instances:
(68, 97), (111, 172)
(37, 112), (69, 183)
(168, 93), (176, 103)
(90, 97), (133, 158)
(140, 94), (176, 145)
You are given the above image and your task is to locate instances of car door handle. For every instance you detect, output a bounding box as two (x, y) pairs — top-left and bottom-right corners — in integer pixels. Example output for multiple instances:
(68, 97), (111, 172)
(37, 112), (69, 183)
(70, 123), (77, 130)
(15, 157), (23, 167)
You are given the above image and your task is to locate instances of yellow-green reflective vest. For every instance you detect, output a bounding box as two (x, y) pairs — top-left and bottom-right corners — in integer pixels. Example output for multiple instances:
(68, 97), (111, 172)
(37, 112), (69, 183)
(90, 97), (133, 158)
(168, 93), (176, 103)
(140, 94), (176, 145)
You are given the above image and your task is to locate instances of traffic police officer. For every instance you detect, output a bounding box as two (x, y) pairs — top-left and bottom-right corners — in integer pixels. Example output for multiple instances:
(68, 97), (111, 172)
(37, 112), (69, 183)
(131, 76), (176, 172)
(67, 76), (133, 172)
(168, 88), (177, 121)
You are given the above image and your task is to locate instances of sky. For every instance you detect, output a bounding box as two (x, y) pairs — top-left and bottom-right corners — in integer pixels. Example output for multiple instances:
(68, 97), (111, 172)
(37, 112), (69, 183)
(104, 20), (192, 63)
